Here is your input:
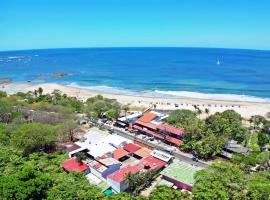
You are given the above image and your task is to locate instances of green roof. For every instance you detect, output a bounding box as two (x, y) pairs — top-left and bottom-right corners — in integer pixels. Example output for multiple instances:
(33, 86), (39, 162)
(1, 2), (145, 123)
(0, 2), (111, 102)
(159, 179), (174, 187)
(161, 162), (201, 186)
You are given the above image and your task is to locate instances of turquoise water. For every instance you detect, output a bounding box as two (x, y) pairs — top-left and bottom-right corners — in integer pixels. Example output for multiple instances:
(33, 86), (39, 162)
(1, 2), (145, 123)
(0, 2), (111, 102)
(0, 47), (270, 102)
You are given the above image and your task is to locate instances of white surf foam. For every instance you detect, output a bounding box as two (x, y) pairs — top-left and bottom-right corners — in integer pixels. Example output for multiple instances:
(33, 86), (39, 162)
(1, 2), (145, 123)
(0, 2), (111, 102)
(66, 82), (270, 103)
(155, 90), (270, 102)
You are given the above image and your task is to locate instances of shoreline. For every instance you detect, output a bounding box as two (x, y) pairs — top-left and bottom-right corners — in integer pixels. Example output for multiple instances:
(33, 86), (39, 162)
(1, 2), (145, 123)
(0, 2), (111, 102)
(2, 82), (270, 119)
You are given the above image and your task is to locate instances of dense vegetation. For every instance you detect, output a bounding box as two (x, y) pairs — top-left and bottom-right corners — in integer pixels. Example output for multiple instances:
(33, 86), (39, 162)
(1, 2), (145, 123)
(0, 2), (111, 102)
(167, 109), (249, 159)
(0, 89), (105, 199)
(193, 152), (270, 200)
(166, 109), (270, 199)
(1, 89), (270, 199)
(85, 94), (121, 119)
(0, 89), (190, 199)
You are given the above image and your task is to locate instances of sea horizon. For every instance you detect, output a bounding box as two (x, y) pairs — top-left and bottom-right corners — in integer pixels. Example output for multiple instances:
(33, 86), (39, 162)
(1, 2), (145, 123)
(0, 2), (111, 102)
(1, 47), (270, 103)
(1, 46), (270, 53)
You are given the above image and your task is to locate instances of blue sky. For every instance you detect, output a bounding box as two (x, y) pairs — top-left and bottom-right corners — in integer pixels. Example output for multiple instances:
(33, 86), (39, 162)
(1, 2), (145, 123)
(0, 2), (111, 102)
(0, 0), (270, 51)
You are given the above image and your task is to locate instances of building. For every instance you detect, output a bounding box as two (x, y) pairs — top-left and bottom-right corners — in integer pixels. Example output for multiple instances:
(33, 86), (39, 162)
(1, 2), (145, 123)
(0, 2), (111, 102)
(133, 147), (152, 159)
(89, 157), (121, 180)
(107, 155), (167, 193)
(160, 161), (201, 191)
(116, 111), (142, 128)
(64, 142), (88, 158)
(150, 150), (174, 163)
(123, 143), (141, 155)
(220, 140), (249, 159)
(113, 148), (130, 161)
(61, 157), (90, 175)
(132, 111), (184, 146)
(71, 128), (131, 159)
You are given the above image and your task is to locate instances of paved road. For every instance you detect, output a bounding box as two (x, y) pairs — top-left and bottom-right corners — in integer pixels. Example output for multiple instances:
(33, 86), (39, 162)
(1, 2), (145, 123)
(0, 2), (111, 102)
(104, 124), (208, 168)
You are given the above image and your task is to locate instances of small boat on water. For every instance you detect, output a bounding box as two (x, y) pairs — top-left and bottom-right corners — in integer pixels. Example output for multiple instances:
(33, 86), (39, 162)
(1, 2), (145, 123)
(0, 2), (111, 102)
(217, 60), (220, 65)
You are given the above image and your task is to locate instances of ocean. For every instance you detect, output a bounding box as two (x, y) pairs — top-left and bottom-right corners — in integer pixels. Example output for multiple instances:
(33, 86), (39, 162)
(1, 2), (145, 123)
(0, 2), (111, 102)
(0, 47), (270, 102)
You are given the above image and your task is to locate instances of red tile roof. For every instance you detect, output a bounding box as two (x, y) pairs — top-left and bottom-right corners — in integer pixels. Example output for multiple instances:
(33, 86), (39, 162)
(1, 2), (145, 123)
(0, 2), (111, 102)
(93, 162), (103, 170)
(107, 165), (141, 182)
(134, 148), (152, 158)
(137, 112), (157, 123)
(65, 143), (81, 152)
(135, 121), (157, 130)
(124, 143), (141, 153)
(61, 157), (88, 173)
(157, 124), (185, 136)
(140, 156), (167, 169)
(164, 136), (182, 145)
(133, 125), (164, 139)
(113, 148), (129, 160)
(107, 155), (166, 183)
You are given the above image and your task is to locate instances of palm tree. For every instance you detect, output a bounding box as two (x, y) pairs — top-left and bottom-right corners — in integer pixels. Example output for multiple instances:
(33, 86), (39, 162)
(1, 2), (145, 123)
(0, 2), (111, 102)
(122, 104), (129, 117)
(193, 104), (197, 111)
(248, 117), (253, 130)
(38, 87), (43, 96)
(76, 152), (87, 163)
(197, 108), (202, 118)
(34, 90), (38, 98)
(125, 172), (136, 192)
(205, 108), (210, 116)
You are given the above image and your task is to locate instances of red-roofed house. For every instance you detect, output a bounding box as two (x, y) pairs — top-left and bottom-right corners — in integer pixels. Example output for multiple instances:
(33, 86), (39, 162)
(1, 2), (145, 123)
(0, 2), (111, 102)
(113, 148), (129, 161)
(133, 147), (152, 159)
(157, 124), (184, 137)
(89, 157), (121, 179)
(61, 157), (90, 175)
(132, 111), (185, 146)
(64, 142), (87, 158)
(137, 112), (157, 123)
(107, 165), (140, 192)
(124, 143), (141, 154)
(107, 155), (166, 193)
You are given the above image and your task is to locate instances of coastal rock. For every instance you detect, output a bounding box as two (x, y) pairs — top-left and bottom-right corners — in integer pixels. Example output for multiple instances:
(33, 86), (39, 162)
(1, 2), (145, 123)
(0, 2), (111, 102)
(36, 73), (69, 79)
(0, 78), (12, 84)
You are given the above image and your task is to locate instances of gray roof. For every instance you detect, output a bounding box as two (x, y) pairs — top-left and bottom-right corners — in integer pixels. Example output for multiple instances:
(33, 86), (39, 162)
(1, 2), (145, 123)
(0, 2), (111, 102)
(225, 140), (249, 153)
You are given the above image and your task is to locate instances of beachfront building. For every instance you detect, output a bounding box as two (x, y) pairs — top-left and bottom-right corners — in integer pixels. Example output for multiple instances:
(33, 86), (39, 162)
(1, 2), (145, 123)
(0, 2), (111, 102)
(132, 111), (184, 146)
(116, 111), (142, 128)
(160, 161), (201, 191)
(61, 157), (90, 175)
(107, 155), (167, 193)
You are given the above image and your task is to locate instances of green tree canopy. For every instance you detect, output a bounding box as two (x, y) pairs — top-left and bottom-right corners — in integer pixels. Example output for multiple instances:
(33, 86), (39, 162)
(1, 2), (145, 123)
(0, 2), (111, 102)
(149, 186), (191, 200)
(11, 123), (57, 155)
(247, 171), (270, 200)
(193, 162), (247, 200)
(85, 95), (121, 119)
(205, 110), (247, 142)
(0, 90), (7, 98)
(0, 164), (52, 200)
(166, 109), (198, 129)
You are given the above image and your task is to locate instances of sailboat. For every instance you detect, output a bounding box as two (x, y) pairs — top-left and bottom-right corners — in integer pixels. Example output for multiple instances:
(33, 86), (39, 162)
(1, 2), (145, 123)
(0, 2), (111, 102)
(217, 60), (220, 65)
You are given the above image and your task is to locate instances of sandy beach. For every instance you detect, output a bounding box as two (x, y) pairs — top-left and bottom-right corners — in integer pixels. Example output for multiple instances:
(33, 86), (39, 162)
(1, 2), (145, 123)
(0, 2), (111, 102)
(2, 82), (270, 119)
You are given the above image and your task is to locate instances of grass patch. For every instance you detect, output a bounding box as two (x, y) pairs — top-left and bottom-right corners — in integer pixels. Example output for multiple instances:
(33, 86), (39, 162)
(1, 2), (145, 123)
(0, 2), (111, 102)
(247, 132), (260, 151)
